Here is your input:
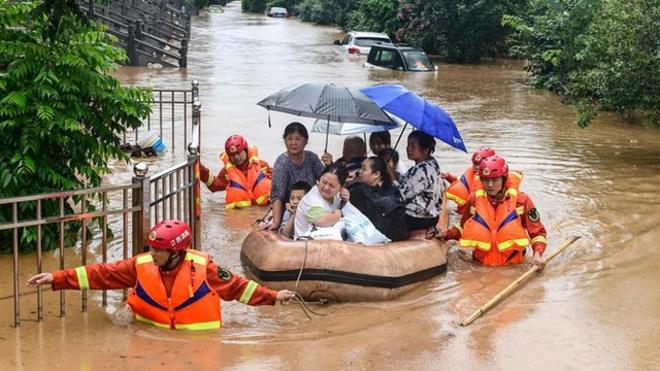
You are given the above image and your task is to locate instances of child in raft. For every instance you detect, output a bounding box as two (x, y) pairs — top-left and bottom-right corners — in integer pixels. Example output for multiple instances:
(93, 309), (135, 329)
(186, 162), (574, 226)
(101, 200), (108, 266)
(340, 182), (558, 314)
(279, 181), (312, 238)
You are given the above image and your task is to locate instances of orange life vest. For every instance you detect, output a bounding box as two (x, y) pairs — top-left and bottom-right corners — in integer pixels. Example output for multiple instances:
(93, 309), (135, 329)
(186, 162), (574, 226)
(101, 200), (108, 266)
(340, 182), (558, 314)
(458, 172), (529, 266)
(446, 167), (480, 207)
(220, 146), (271, 209)
(127, 250), (221, 330)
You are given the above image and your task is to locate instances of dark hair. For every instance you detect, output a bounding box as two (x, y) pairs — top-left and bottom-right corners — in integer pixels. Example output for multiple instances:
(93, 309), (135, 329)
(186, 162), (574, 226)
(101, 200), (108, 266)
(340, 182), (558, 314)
(408, 130), (435, 154)
(366, 156), (392, 188)
(319, 162), (348, 186)
(378, 148), (399, 166)
(369, 131), (391, 147)
(290, 181), (311, 193)
(342, 136), (367, 162)
(283, 122), (308, 140)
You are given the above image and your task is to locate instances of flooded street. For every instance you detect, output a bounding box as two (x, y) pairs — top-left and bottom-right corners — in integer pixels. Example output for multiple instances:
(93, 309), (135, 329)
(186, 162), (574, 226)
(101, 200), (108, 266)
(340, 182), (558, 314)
(2, 2), (660, 370)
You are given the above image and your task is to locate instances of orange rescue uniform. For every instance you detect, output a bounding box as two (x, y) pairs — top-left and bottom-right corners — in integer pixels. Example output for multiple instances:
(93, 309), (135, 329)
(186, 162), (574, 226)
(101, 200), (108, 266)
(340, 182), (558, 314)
(204, 147), (273, 209)
(445, 167), (481, 214)
(444, 177), (546, 266)
(51, 250), (277, 330)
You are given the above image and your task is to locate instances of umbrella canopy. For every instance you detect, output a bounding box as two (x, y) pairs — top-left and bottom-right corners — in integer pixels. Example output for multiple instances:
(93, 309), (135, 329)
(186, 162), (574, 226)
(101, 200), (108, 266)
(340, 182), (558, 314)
(360, 84), (467, 152)
(258, 83), (394, 125)
(311, 119), (400, 136)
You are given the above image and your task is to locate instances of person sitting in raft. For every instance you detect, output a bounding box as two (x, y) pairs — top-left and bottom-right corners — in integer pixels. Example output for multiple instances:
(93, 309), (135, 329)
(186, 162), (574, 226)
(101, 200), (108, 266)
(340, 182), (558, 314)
(369, 131), (407, 175)
(378, 148), (401, 184)
(348, 156), (409, 241)
(294, 163), (350, 239)
(397, 130), (443, 236)
(200, 135), (273, 209)
(26, 220), (295, 330)
(322, 136), (367, 186)
(279, 181), (312, 238)
(266, 122), (324, 231)
(438, 156), (547, 268)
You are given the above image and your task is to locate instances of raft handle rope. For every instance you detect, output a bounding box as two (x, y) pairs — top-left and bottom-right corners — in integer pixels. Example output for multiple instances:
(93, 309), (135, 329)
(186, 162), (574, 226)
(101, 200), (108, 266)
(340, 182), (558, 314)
(286, 238), (328, 320)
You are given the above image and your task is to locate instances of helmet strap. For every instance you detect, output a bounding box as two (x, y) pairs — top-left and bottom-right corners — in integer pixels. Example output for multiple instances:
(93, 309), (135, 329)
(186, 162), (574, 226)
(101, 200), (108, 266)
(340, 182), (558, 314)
(162, 250), (184, 271)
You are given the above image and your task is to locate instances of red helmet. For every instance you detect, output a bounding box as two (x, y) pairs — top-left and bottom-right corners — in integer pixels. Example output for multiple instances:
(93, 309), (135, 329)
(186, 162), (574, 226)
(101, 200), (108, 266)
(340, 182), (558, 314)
(146, 220), (191, 251)
(479, 155), (508, 179)
(471, 146), (496, 166)
(225, 135), (248, 155)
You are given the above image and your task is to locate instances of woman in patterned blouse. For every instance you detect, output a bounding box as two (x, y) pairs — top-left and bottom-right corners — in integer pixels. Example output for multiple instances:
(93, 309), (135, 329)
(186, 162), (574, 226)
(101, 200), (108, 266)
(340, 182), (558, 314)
(397, 130), (444, 233)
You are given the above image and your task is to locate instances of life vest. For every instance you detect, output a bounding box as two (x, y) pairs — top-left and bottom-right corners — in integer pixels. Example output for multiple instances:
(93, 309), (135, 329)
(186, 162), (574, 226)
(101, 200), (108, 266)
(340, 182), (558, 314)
(446, 168), (480, 208)
(458, 172), (529, 266)
(127, 250), (221, 330)
(220, 146), (271, 209)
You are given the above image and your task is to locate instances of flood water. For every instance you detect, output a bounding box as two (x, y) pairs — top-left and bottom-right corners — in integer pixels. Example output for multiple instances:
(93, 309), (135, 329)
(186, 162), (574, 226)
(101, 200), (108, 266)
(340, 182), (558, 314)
(2, 2), (660, 370)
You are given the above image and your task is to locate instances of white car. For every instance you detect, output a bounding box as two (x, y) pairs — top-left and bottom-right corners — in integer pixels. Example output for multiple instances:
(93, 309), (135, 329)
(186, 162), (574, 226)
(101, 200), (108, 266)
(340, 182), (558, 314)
(334, 31), (392, 55)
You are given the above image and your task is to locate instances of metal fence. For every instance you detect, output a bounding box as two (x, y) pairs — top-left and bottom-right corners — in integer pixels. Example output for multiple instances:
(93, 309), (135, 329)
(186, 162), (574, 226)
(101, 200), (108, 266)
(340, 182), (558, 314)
(1, 84), (202, 327)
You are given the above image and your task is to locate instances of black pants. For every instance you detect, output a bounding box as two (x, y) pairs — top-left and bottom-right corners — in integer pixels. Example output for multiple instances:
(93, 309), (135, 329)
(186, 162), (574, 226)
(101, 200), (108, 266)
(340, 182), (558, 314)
(405, 215), (439, 231)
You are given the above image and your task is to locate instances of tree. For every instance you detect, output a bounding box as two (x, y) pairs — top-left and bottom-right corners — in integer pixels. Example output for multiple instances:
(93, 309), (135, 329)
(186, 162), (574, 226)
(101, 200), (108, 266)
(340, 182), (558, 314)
(345, 0), (401, 36)
(0, 0), (152, 253)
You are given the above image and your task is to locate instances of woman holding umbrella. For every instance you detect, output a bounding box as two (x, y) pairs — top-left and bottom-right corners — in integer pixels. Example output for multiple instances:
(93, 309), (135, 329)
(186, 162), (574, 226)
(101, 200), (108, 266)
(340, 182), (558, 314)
(398, 130), (444, 235)
(266, 122), (324, 231)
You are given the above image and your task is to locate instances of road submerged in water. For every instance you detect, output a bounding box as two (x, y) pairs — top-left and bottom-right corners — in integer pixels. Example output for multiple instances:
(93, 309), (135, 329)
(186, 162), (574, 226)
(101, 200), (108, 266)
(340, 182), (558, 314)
(2, 2), (660, 370)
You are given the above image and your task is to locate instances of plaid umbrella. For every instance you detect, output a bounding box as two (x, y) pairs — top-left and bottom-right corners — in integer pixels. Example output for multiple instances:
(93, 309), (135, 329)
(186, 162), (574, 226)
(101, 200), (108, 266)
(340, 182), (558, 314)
(258, 83), (394, 151)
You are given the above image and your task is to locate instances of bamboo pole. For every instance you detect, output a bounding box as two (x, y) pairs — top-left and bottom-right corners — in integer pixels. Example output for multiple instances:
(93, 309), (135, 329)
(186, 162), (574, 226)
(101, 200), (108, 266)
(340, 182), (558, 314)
(460, 235), (581, 327)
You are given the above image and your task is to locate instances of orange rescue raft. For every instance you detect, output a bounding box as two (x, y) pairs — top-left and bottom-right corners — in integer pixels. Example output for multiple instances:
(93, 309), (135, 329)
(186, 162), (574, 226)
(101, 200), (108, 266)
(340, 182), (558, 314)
(240, 202), (449, 302)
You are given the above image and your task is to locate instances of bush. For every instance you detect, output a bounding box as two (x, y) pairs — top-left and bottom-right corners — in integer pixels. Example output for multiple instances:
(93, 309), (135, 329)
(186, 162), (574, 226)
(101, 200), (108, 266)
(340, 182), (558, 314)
(345, 0), (400, 36)
(0, 0), (152, 253)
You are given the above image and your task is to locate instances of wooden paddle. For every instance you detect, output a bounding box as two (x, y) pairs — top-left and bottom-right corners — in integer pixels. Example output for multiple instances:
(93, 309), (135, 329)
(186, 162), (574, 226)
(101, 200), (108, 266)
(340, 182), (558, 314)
(460, 235), (581, 326)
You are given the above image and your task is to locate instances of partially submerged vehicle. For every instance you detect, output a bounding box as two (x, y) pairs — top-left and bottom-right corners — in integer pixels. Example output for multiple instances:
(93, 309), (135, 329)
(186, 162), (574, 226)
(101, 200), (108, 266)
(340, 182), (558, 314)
(365, 44), (436, 72)
(334, 31), (393, 55)
(267, 7), (289, 17)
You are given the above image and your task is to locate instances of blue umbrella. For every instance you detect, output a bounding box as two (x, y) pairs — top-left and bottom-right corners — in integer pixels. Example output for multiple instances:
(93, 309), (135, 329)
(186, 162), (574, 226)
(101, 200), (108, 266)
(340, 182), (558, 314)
(360, 84), (467, 152)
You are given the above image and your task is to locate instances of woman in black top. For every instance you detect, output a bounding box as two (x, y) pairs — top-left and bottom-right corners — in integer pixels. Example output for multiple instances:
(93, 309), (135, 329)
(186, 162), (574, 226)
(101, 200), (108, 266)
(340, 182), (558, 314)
(348, 156), (409, 241)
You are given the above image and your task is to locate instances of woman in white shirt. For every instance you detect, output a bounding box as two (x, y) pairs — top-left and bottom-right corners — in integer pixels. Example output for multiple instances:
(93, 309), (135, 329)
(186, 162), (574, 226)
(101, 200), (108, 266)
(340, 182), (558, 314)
(294, 163), (350, 238)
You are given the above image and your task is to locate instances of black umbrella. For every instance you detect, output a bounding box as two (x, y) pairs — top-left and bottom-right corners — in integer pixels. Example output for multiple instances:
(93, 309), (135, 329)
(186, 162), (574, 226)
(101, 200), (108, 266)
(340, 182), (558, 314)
(257, 83), (394, 151)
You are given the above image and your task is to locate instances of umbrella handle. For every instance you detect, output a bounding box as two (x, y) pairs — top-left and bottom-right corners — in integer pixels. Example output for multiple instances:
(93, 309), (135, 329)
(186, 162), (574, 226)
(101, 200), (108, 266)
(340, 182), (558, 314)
(324, 117), (330, 153)
(393, 122), (408, 150)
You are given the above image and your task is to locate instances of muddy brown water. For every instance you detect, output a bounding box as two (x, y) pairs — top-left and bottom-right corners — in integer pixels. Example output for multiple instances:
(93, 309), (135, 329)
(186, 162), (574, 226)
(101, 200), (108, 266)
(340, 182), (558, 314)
(2, 3), (660, 370)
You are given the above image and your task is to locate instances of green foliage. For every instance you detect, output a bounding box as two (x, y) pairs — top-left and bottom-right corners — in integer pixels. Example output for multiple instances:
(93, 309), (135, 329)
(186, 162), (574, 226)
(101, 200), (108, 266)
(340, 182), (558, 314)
(504, 0), (659, 126)
(399, 0), (528, 62)
(0, 0), (152, 253)
(345, 0), (400, 35)
(242, 0), (268, 13)
(298, 0), (354, 25)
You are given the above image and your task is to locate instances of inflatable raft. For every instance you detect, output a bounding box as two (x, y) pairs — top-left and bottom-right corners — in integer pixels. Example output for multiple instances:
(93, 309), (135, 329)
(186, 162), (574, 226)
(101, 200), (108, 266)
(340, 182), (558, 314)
(240, 203), (449, 302)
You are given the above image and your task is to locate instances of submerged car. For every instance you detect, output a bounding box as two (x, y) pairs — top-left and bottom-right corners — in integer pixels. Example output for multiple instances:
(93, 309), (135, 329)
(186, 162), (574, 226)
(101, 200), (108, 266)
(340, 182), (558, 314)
(334, 31), (393, 55)
(267, 7), (289, 17)
(364, 44), (436, 72)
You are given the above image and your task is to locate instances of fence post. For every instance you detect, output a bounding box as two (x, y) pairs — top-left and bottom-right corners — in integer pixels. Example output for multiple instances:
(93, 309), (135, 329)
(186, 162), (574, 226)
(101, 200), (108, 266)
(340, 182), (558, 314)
(127, 24), (137, 66)
(87, 0), (95, 18)
(192, 80), (199, 102)
(188, 101), (201, 249)
(132, 163), (151, 256)
(180, 38), (188, 68)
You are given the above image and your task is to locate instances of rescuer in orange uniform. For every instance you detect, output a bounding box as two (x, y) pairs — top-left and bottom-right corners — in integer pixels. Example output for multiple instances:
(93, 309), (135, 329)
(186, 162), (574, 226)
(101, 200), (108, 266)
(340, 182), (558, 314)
(200, 135), (273, 209)
(439, 156), (547, 268)
(27, 220), (295, 330)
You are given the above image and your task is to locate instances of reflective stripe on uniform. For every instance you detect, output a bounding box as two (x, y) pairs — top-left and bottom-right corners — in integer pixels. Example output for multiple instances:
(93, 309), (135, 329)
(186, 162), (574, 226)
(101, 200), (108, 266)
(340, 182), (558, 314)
(74, 266), (89, 290)
(185, 251), (207, 266)
(530, 235), (547, 245)
(470, 206), (476, 215)
(497, 238), (530, 251)
(454, 223), (463, 234)
(136, 254), (153, 265)
(506, 188), (518, 197)
(459, 239), (491, 251)
(475, 190), (487, 198)
(176, 320), (221, 330)
(516, 206), (525, 215)
(255, 193), (269, 205)
(135, 313), (170, 329)
(205, 175), (215, 188)
(446, 192), (466, 206)
(239, 280), (258, 304)
(226, 200), (252, 209)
